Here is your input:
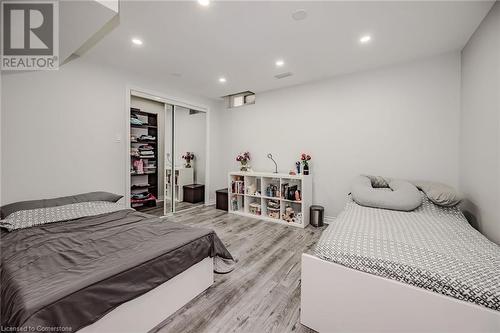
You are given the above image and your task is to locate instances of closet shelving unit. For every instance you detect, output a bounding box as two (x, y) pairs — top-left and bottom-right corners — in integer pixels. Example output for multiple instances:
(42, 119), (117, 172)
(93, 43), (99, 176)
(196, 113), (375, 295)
(228, 171), (312, 228)
(130, 108), (158, 210)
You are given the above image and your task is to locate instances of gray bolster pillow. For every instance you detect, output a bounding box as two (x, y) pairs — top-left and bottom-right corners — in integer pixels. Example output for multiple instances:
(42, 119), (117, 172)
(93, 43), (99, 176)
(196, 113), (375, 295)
(351, 176), (422, 211)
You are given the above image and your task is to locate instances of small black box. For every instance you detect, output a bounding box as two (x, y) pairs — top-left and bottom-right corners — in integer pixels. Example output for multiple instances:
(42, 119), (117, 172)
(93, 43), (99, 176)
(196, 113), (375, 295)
(216, 188), (228, 211)
(183, 184), (205, 203)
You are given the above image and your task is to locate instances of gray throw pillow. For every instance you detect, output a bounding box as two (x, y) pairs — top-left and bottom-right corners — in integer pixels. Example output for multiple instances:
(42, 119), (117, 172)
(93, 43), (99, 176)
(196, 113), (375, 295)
(413, 181), (461, 207)
(351, 176), (422, 211)
(0, 192), (123, 219)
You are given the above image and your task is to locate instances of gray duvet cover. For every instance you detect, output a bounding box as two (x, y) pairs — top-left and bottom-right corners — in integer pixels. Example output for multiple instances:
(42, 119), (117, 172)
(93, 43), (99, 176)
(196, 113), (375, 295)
(1, 209), (234, 331)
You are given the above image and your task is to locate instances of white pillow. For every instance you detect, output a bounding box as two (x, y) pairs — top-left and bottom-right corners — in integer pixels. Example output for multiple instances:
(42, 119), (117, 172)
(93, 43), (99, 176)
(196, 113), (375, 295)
(413, 181), (461, 207)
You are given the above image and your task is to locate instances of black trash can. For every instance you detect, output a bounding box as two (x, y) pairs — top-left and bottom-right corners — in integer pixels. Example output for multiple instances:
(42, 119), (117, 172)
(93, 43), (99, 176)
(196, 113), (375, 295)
(310, 205), (324, 227)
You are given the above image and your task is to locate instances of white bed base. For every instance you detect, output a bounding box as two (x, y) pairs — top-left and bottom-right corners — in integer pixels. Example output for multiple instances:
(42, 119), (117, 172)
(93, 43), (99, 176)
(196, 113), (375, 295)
(80, 257), (214, 333)
(301, 253), (500, 333)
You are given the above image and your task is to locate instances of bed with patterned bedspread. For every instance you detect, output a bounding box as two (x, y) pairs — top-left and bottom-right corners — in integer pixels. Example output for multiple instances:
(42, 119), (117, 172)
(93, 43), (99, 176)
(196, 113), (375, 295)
(1, 201), (234, 331)
(314, 193), (500, 312)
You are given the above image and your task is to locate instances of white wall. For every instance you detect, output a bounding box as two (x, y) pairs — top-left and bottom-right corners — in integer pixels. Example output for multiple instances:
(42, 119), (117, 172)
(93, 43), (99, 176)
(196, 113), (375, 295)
(459, 3), (500, 244)
(222, 52), (461, 219)
(1, 57), (226, 205)
(1, 50), (470, 226)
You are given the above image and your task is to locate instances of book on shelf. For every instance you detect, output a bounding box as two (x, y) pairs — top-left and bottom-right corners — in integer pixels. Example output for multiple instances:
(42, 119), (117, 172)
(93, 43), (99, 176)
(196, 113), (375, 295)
(231, 180), (245, 194)
(281, 183), (301, 201)
(231, 196), (243, 211)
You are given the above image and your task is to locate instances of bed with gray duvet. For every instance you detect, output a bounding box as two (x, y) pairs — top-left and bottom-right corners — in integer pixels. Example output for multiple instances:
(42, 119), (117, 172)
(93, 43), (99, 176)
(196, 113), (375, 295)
(0, 192), (234, 332)
(315, 182), (500, 312)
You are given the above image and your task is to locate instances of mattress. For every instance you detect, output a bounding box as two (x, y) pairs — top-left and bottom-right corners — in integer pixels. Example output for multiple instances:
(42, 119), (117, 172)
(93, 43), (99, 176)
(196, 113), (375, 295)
(315, 194), (500, 312)
(1, 209), (234, 331)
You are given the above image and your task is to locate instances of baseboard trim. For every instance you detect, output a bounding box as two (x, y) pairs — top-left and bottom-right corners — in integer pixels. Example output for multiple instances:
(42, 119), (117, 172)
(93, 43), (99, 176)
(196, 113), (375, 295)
(205, 200), (216, 206)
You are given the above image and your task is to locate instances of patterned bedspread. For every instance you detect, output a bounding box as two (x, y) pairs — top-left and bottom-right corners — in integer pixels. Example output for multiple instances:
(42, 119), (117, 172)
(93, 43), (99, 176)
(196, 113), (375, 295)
(315, 194), (500, 311)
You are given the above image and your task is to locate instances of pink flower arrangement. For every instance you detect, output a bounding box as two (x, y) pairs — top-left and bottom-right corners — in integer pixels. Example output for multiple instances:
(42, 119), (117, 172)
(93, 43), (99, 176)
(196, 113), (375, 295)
(300, 153), (311, 164)
(236, 152), (250, 163)
(182, 152), (195, 161)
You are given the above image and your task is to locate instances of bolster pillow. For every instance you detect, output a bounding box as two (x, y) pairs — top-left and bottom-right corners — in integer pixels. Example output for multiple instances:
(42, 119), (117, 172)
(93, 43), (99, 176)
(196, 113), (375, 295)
(351, 176), (422, 211)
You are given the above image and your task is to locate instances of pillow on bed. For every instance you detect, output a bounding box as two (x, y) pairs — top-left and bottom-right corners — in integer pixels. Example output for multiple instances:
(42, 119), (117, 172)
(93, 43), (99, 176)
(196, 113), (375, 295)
(351, 176), (422, 211)
(0, 201), (123, 231)
(413, 181), (461, 207)
(0, 192), (123, 219)
(0, 201), (125, 231)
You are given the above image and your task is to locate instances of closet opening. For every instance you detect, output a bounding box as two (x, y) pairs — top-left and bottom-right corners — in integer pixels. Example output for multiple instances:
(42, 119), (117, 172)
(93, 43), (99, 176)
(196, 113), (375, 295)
(126, 89), (209, 216)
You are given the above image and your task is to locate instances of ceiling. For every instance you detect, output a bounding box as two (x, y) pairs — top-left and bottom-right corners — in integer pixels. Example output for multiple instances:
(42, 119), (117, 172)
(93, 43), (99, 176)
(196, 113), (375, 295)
(83, 1), (494, 99)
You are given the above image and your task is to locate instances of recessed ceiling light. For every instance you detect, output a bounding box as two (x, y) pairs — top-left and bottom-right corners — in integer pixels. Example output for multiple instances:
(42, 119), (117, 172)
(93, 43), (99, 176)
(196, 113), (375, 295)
(198, 0), (210, 6)
(292, 9), (307, 21)
(275, 59), (285, 67)
(359, 35), (372, 44)
(131, 38), (143, 46)
(218, 77), (227, 83)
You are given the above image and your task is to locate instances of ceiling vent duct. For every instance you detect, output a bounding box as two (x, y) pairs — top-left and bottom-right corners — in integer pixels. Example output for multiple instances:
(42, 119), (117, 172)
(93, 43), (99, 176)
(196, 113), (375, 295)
(274, 72), (293, 79)
(223, 91), (256, 108)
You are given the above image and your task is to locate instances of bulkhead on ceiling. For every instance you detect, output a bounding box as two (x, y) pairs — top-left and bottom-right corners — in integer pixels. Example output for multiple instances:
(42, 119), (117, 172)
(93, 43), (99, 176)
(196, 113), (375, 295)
(59, 0), (119, 65)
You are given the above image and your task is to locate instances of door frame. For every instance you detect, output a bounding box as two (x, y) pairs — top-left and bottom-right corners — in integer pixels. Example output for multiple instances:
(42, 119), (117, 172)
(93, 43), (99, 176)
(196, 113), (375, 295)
(125, 85), (211, 215)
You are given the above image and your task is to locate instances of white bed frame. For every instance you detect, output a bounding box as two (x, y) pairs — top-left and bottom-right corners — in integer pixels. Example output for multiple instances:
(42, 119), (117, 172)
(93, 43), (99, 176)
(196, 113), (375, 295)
(301, 253), (500, 332)
(80, 257), (214, 333)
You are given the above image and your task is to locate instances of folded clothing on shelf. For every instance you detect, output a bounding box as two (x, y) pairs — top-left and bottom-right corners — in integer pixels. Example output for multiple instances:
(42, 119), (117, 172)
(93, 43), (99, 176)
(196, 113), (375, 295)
(131, 191), (150, 200)
(131, 192), (156, 203)
(139, 135), (156, 141)
(131, 183), (150, 189)
(132, 150), (155, 159)
(130, 148), (140, 157)
(138, 145), (154, 151)
(130, 117), (143, 126)
(133, 159), (144, 174)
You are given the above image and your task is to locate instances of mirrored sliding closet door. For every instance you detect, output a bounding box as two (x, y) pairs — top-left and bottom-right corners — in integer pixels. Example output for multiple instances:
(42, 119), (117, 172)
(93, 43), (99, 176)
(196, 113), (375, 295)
(130, 90), (207, 216)
(171, 106), (207, 213)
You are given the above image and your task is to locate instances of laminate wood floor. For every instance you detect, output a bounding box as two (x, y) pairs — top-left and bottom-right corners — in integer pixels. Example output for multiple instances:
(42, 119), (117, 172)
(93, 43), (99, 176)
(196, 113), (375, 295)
(150, 206), (325, 333)
(140, 201), (203, 216)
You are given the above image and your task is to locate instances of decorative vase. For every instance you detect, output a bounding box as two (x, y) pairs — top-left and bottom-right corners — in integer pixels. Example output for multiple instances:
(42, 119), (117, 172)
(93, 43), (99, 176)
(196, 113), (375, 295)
(240, 161), (248, 171)
(185, 159), (192, 168)
(303, 162), (309, 175)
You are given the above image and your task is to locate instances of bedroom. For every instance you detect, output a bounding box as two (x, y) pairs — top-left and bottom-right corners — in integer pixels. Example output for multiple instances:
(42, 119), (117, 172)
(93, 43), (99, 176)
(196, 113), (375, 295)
(0, 0), (499, 332)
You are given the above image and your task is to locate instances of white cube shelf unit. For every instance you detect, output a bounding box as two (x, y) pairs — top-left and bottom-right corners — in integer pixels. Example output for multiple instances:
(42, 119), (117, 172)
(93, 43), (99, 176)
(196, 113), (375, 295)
(228, 171), (312, 228)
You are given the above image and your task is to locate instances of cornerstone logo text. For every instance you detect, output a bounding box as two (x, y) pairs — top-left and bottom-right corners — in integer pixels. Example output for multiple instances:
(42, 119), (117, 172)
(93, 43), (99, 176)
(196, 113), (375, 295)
(1, 1), (59, 70)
